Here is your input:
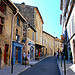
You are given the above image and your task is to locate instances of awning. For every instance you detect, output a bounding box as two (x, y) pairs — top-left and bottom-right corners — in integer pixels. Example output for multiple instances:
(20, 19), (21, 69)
(35, 43), (44, 47)
(28, 42), (35, 46)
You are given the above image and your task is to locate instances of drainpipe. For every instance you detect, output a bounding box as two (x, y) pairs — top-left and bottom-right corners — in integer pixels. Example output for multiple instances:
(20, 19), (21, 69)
(11, 10), (19, 73)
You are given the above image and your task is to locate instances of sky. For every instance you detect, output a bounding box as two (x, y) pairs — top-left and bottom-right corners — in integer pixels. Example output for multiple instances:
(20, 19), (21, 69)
(11, 0), (62, 39)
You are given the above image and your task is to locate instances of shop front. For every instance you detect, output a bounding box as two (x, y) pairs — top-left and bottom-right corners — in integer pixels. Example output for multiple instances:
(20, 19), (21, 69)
(12, 41), (23, 64)
(30, 46), (34, 59)
(35, 44), (43, 59)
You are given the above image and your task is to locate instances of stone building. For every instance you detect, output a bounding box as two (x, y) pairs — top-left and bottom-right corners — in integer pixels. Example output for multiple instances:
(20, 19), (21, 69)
(55, 37), (63, 55)
(0, 0), (27, 68)
(43, 31), (62, 56)
(43, 31), (55, 56)
(23, 24), (36, 60)
(60, 0), (75, 63)
(15, 3), (44, 60)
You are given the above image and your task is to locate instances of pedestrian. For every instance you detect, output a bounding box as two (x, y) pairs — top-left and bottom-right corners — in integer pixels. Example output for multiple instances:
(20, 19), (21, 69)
(57, 51), (59, 59)
(39, 52), (40, 57)
(27, 51), (30, 61)
(23, 52), (26, 59)
(54, 52), (56, 56)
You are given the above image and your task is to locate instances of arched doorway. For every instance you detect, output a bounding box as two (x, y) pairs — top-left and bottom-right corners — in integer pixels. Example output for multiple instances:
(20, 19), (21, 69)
(0, 48), (2, 68)
(30, 46), (34, 59)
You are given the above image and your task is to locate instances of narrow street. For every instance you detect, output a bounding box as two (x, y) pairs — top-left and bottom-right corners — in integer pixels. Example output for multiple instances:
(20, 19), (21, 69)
(19, 56), (60, 75)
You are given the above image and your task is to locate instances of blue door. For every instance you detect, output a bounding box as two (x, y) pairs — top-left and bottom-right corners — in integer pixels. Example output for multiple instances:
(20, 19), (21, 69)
(18, 48), (21, 63)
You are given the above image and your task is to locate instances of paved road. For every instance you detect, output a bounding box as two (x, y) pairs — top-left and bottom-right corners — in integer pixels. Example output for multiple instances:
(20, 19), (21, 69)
(19, 56), (60, 75)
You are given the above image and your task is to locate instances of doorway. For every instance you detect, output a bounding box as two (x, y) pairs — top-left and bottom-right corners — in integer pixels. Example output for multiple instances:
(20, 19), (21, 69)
(4, 44), (9, 64)
(15, 47), (21, 63)
(30, 46), (34, 59)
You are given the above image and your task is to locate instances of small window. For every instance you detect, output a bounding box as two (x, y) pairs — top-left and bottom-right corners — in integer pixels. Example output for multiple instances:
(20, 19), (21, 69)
(36, 32), (38, 41)
(32, 32), (34, 40)
(16, 29), (18, 35)
(17, 18), (20, 26)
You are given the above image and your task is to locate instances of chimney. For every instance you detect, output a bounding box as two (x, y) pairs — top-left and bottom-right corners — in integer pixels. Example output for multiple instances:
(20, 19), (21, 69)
(21, 2), (25, 7)
(21, 2), (25, 5)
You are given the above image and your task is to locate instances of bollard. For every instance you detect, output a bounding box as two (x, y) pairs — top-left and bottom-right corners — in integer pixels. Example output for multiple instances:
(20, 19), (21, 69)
(64, 56), (66, 75)
(11, 57), (13, 73)
(25, 57), (26, 67)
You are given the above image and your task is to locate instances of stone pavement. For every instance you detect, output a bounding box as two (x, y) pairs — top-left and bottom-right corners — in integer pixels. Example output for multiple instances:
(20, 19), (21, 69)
(0, 59), (40, 75)
(57, 57), (75, 75)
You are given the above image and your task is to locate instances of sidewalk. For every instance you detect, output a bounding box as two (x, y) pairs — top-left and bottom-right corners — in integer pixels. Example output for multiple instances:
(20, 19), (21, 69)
(57, 57), (75, 75)
(0, 59), (41, 75)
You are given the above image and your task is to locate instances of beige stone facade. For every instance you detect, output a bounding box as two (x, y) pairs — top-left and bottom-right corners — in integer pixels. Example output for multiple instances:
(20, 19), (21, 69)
(0, 0), (26, 68)
(34, 7), (43, 57)
(43, 31), (55, 56)
(43, 31), (62, 56)
(26, 27), (36, 60)
(15, 3), (44, 59)
(55, 38), (62, 55)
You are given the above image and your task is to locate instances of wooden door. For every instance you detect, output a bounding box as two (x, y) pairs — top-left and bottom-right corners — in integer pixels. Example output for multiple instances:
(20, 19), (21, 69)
(4, 44), (8, 64)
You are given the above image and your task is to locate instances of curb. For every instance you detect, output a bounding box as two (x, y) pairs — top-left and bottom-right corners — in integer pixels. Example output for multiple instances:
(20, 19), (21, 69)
(57, 60), (63, 75)
(16, 66), (31, 75)
(16, 57), (47, 75)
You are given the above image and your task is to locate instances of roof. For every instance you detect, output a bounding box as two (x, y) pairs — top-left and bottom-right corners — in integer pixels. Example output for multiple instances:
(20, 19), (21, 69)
(43, 31), (62, 42)
(43, 31), (55, 38)
(7, 0), (27, 22)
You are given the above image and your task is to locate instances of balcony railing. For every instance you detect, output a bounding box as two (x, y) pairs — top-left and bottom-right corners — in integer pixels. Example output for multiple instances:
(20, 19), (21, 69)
(0, 6), (4, 13)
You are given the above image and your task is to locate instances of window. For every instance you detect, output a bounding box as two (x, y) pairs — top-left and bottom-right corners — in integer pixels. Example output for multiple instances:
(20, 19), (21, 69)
(69, 24), (71, 38)
(17, 18), (20, 26)
(0, 17), (4, 34)
(46, 39), (47, 44)
(71, 17), (75, 35)
(16, 29), (18, 35)
(43, 40), (44, 44)
(32, 32), (34, 40)
(40, 37), (42, 44)
(16, 29), (20, 42)
(36, 32), (38, 41)
(16, 35), (20, 42)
